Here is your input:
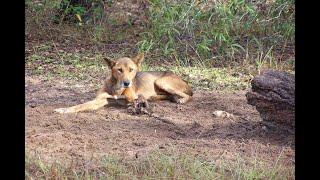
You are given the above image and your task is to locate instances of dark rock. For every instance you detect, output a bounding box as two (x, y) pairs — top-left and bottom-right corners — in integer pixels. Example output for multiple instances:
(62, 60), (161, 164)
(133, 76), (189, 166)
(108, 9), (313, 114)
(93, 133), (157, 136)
(246, 70), (295, 127)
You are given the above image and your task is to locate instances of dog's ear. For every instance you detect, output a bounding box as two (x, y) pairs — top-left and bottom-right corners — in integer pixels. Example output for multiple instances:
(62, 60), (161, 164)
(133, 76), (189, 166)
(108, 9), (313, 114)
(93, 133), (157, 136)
(103, 57), (116, 68)
(132, 53), (144, 67)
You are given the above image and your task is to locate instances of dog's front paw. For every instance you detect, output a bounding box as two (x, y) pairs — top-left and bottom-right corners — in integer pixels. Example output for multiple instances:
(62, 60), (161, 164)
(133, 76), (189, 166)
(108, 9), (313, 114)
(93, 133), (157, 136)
(54, 108), (74, 114)
(176, 98), (186, 104)
(134, 96), (149, 108)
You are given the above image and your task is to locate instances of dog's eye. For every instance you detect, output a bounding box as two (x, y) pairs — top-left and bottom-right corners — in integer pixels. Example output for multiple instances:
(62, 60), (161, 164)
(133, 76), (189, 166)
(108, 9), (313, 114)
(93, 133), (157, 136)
(118, 69), (123, 73)
(129, 68), (133, 72)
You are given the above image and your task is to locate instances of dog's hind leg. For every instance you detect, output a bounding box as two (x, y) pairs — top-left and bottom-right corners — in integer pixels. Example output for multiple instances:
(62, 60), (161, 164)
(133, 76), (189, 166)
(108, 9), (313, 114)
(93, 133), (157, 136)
(54, 92), (111, 113)
(148, 95), (171, 101)
(154, 76), (192, 104)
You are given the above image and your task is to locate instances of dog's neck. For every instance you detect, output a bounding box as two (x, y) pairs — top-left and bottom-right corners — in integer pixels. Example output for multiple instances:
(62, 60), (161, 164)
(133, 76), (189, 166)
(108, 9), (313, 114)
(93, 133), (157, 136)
(106, 75), (138, 96)
(110, 76), (118, 86)
(104, 76), (122, 95)
(121, 80), (138, 102)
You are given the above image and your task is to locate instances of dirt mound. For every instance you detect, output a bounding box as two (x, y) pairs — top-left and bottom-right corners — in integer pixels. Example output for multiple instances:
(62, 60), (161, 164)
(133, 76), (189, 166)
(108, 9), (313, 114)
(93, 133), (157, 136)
(25, 75), (294, 168)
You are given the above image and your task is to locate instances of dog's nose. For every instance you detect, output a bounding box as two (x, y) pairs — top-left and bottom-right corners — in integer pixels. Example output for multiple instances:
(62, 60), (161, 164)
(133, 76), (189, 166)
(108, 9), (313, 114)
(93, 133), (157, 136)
(123, 81), (131, 87)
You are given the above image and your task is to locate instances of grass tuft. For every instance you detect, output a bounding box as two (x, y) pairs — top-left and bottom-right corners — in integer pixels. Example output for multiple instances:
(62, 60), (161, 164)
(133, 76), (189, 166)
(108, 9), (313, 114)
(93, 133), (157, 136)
(26, 150), (294, 179)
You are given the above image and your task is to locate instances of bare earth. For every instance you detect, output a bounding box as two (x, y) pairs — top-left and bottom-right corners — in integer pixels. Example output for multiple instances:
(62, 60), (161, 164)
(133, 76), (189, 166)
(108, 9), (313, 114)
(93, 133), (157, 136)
(25, 75), (294, 169)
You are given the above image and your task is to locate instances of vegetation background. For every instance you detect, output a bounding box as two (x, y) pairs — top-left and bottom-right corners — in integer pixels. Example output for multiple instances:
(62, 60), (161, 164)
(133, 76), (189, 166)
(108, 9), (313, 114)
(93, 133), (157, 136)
(26, 0), (294, 91)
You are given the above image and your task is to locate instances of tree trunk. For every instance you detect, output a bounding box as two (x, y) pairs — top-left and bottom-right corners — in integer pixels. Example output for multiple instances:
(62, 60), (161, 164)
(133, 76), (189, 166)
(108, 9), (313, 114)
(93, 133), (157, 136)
(246, 70), (295, 127)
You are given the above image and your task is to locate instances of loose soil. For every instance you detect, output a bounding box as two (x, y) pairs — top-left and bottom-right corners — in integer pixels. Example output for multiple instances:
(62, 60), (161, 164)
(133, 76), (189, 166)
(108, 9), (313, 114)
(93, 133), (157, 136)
(25, 75), (294, 169)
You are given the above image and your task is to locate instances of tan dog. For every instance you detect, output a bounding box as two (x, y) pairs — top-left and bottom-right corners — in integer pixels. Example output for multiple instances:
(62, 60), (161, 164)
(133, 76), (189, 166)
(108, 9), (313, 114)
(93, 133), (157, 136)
(54, 53), (193, 113)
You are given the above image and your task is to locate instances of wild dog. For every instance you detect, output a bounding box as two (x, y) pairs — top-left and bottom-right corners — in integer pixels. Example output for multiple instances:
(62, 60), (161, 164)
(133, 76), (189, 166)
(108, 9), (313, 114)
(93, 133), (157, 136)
(54, 53), (193, 113)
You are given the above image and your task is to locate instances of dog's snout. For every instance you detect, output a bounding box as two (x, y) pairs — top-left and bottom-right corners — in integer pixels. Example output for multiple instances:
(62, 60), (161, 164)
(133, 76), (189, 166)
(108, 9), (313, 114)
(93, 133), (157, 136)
(123, 80), (131, 87)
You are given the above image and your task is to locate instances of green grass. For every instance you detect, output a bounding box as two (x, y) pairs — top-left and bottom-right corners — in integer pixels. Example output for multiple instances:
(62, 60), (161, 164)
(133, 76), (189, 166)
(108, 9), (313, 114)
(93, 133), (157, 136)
(138, 0), (295, 67)
(26, 41), (296, 91)
(26, 43), (254, 91)
(25, 151), (294, 179)
(26, 39), (296, 93)
(142, 64), (252, 91)
(26, 43), (106, 81)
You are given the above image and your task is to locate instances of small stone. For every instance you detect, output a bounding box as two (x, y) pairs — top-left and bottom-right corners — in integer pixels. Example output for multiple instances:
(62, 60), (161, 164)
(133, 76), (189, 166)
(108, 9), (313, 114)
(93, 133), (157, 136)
(262, 126), (267, 131)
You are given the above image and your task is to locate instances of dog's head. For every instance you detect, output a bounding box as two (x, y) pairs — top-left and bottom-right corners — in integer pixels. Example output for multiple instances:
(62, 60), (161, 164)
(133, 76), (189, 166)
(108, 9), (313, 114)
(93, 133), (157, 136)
(104, 53), (144, 89)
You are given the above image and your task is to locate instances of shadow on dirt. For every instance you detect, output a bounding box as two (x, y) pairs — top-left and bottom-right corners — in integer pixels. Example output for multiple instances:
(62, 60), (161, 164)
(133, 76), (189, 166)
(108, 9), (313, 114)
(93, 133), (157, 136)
(120, 112), (294, 148)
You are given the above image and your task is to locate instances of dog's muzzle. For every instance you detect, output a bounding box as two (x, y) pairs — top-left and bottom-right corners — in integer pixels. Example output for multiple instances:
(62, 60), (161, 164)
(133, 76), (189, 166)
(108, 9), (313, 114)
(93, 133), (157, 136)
(123, 80), (131, 88)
